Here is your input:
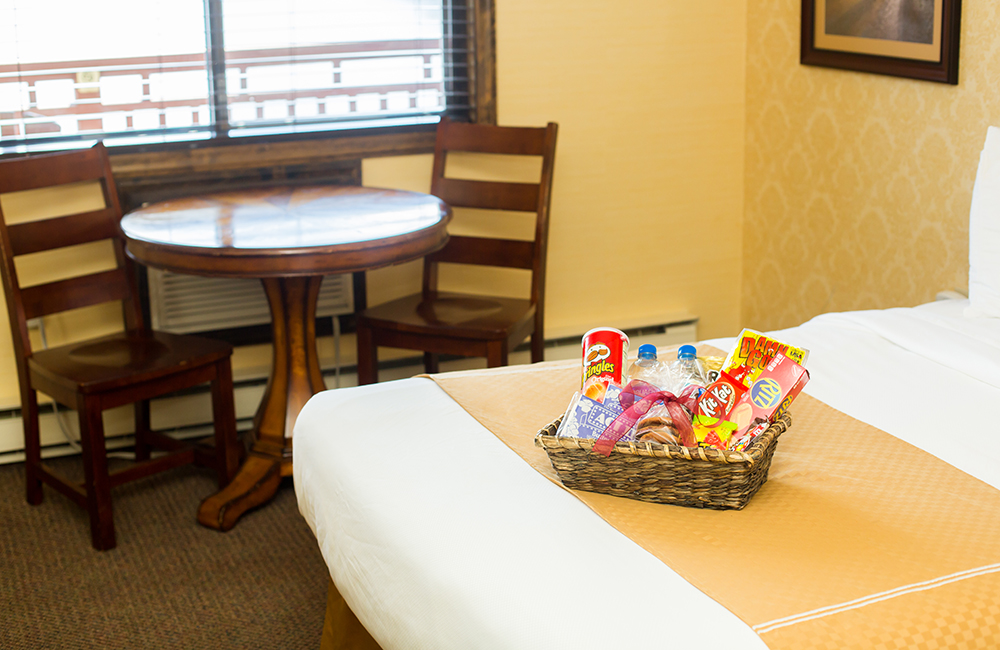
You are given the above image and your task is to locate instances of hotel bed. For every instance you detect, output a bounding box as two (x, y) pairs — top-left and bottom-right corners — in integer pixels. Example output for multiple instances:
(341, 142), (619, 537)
(294, 127), (1000, 649)
(293, 296), (1000, 649)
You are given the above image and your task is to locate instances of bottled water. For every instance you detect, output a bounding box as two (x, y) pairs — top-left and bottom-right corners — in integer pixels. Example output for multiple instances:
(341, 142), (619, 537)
(628, 344), (669, 390)
(670, 344), (706, 394)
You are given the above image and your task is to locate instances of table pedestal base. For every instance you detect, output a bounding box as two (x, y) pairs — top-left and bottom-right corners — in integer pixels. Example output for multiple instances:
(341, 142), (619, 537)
(198, 276), (326, 531)
(197, 453), (282, 530)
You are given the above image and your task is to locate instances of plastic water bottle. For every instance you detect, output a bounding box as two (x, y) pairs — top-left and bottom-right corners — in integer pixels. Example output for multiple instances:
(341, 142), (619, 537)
(670, 344), (706, 394)
(628, 344), (669, 390)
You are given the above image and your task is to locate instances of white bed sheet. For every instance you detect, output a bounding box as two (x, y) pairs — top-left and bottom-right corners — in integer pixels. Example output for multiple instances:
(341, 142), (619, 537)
(294, 298), (1000, 649)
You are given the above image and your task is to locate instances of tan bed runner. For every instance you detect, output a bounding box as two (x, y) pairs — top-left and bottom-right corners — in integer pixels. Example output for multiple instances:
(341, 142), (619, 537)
(430, 353), (1000, 649)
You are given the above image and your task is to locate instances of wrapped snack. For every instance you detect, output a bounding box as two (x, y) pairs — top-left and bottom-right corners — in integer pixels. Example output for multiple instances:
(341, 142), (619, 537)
(690, 371), (748, 450)
(636, 427), (680, 446)
(728, 352), (809, 449)
(722, 329), (809, 388)
(635, 404), (679, 445)
(556, 384), (629, 441)
(729, 421), (771, 452)
(592, 379), (696, 454)
(699, 355), (725, 383)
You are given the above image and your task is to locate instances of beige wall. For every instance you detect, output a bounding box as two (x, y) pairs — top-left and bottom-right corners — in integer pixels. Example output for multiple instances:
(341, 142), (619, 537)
(743, 0), (1000, 331)
(366, 0), (749, 342)
(496, 1), (747, 340)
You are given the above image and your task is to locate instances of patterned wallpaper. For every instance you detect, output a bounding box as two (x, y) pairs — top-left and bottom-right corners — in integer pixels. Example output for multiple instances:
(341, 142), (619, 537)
(744, 0), (1000, 331)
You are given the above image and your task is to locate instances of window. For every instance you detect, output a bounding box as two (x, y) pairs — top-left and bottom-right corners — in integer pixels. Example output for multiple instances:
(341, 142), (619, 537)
(0, 0), (491, 153)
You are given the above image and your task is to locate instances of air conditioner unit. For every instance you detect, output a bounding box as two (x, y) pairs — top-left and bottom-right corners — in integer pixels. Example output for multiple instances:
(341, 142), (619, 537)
(146, 268), (354, 334)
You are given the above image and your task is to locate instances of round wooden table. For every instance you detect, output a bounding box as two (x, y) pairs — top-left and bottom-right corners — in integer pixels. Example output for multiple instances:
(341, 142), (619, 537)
(120, 185), (451, 530)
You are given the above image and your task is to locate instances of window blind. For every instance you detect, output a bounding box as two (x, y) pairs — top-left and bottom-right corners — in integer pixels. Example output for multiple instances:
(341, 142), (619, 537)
(0, 0), (475, 151)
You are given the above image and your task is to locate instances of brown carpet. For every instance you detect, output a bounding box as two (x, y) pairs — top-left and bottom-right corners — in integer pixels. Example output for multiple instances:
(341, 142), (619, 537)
(0, 456), (327, 650)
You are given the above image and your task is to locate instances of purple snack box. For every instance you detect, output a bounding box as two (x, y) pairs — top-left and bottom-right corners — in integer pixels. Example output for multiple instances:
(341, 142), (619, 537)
(555, 384), (633, 441)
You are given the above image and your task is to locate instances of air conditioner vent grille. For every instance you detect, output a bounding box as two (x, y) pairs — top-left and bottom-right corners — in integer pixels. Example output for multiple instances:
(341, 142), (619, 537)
(147, 269), (353, 334)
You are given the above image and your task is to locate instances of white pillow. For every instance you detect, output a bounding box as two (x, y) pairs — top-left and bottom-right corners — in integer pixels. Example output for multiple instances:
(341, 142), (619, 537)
(966, 126), (1000, 319)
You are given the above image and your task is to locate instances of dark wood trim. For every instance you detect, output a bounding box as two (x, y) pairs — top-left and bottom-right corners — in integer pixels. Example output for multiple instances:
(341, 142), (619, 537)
(110, 130), (433, 186)
(801, 0), (962, 85)
(204, 0), (230, 139)
(116, 158), (363, 213)
(472, 0), (498, 124)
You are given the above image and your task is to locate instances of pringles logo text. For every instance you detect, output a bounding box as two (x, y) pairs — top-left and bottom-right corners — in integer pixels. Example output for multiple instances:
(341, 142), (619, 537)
(585, 360), (616, 380)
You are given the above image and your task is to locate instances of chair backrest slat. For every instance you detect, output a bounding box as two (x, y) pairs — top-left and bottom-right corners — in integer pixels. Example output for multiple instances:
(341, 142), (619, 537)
(433, 178), (540, 213)
(435, 120), (550, 156)
(0, 143), (143, 362)
(8, 208), (120, 256)
(0, 147), (107, 194)
(20, 269), (131, 321)
(425, 118), (558, 305)
(428, 236), (534, 269)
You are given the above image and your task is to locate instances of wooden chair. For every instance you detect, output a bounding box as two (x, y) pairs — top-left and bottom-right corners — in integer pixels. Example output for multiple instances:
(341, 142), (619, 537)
(356, 117), (558, 383)
(0, 143), (241, 551)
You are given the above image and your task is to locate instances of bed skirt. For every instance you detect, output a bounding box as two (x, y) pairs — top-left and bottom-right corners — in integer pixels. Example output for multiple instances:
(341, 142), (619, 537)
(321, 578), (382, 650)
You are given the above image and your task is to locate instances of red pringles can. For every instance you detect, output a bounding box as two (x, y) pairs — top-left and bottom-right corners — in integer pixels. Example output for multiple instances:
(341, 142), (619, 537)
(581, 327), (630, 400)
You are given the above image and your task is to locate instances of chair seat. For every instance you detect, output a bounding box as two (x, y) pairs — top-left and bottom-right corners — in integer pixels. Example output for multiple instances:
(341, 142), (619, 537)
(28, 330), (232, 395)
(360, 292), (536, 341)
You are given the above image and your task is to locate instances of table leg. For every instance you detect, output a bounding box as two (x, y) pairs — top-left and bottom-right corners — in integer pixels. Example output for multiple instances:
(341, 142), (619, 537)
(198, 276), (327, 531)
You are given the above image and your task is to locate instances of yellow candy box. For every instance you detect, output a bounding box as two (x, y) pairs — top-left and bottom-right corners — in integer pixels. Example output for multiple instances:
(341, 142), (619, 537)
(721, 329), (809, 388)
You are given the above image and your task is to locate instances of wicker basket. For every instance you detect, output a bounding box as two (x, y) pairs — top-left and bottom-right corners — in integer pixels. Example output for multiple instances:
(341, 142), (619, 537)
(534, 413), (791, 510)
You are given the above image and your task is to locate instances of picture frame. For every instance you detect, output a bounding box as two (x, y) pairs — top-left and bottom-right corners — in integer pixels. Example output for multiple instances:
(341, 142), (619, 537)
(801, 0), (962, 84)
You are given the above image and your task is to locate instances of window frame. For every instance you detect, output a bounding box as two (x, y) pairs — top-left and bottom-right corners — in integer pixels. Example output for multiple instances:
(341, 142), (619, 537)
(3, 0), (496, 185)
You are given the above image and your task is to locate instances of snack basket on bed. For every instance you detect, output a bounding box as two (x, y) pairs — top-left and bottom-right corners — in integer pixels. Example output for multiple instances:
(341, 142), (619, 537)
(534, 412), (790, 509)
(295, 296), (1000, 650)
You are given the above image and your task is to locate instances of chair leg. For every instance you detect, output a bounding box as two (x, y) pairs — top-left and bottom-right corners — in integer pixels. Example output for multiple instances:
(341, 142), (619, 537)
(133, 400), (151, 462)
(78, 401), (115, 551)
(211, 360), (241, 487)
(424, 352), (440, 374)
(531, 330), (544, 364)
(486, 341), (508, 368)
(22, 388), (42, 505)
(356, 322), (378, 385)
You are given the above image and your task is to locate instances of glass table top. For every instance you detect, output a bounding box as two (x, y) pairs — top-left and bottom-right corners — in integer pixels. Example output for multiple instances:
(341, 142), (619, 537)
(120, 185), (450, 251)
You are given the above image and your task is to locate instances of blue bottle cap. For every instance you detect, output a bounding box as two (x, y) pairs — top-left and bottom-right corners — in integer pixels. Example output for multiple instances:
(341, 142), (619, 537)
(637, 344), (657, 359)
(678, 344), (697, 359)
